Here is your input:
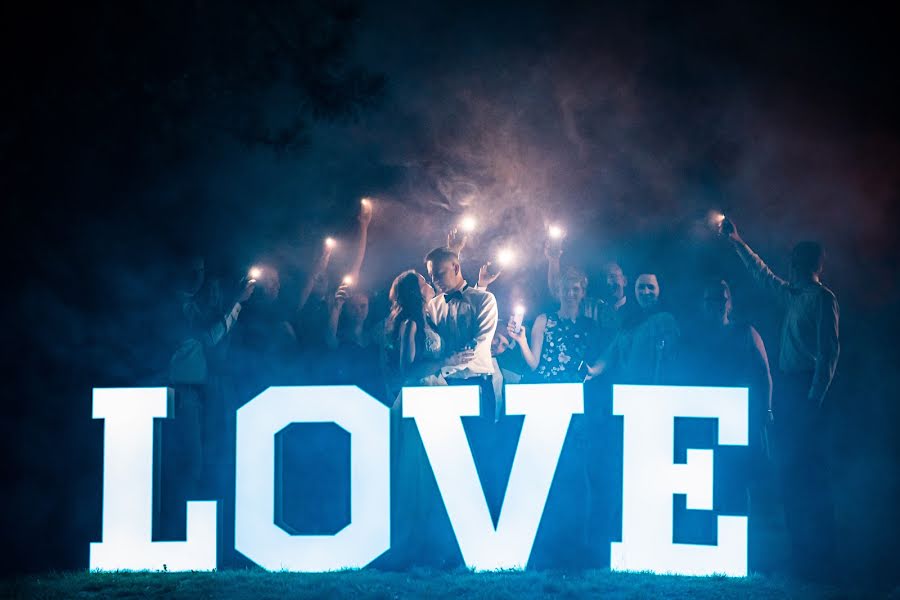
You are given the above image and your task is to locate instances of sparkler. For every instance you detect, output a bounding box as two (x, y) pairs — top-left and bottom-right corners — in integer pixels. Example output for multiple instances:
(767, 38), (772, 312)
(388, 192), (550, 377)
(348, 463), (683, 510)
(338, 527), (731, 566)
(459, 216), (477, 233)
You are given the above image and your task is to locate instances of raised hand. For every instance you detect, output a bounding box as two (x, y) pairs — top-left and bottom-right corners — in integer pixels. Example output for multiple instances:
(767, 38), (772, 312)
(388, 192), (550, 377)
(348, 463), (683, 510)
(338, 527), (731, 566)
(358, 198), (374, 227)
(447, 227), (468, 255)
(332, 282), (351, 306)
(544, 239), (563, 261)
(478, 261), (502, 288)
(237, 279), (256, 303)
(720, 217), (741, 243)
(506, 320), (527, 345)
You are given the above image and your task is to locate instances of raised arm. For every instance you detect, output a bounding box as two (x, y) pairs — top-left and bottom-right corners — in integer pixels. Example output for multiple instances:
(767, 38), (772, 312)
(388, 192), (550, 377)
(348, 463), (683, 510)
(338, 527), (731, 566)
(324, 282), (350, 350)
(545, 240), (562, 301)
(347, 200), (373, 281)
(447, 227), (468, 258)
(477, 261), (502, 290)
(508, 313), (546, 371)
(722, 218), (789, 300)
(297, 240), (333, 313)
(192, 279), (255, 348)
(810, 290), (840, 406)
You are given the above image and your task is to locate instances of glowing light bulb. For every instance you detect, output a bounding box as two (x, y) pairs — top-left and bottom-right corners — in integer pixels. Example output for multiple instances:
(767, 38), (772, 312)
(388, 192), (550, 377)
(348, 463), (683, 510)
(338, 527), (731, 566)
(497, 248), (516, 267)
(548, 224), (564, 240)
(325, 237), (337, 249)
(459, 216), (477, 233)
(248, 267), (262, 281)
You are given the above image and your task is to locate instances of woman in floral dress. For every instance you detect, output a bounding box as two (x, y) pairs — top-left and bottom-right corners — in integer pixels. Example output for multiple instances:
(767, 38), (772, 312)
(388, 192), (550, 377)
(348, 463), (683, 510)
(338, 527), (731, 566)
(505, 265), (597, 567)
(507, 266), (597, 383)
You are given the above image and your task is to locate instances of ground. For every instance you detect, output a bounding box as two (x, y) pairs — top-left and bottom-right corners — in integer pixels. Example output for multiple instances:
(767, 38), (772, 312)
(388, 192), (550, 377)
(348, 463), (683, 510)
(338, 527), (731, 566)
(4, 569), (880, 600)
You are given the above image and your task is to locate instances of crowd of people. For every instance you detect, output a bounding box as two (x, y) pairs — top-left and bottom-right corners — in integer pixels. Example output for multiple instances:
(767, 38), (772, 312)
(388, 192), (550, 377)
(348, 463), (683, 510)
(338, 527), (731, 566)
(164, 199), (840, 580)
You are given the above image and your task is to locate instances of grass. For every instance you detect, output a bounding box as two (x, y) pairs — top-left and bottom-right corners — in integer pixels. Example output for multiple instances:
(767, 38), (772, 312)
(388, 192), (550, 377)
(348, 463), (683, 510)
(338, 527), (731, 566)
(1, 568), (873, 600)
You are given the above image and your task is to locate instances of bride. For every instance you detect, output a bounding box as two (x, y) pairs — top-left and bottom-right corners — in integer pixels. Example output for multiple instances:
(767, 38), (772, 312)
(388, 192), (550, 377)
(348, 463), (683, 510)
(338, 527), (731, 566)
(382, 270), (472, 566)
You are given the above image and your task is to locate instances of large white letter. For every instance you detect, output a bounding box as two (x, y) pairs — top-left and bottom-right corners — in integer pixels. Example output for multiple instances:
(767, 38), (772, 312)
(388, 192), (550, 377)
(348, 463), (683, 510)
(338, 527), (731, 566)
(235, 386), (390, 571)
(611, 384), (748, 576)
(90, 388), (217, 571)
(403, 383), (583, 570)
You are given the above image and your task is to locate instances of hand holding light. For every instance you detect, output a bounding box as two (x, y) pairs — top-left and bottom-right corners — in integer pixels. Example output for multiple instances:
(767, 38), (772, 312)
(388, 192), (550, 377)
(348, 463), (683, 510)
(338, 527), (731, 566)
(509, 304), (526, 334)
(448, 227), (468, 255)
(359, 198), (374, 226)
(478, 261), (502, 288)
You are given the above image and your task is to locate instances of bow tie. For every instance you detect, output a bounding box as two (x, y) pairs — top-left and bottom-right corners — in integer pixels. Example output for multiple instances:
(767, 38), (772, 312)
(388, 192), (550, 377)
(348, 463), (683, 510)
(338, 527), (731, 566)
(445, 290), (466, 302)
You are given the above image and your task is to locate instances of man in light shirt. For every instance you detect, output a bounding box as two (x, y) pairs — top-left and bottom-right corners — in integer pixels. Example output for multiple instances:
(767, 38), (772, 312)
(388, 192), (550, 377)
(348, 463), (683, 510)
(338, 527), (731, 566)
(424, 246), (499, 396)
(425, 246), (505, 528)
(722, 218), (840, 581)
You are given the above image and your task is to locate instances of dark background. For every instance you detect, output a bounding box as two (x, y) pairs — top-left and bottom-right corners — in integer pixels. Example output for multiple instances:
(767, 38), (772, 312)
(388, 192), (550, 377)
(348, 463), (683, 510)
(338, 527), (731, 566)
(2, 0), (898, 585)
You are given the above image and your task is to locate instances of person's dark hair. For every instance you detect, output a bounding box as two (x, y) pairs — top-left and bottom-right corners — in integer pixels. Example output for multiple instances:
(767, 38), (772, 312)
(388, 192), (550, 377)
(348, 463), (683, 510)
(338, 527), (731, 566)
(791, 241), (825, 276)
(424, 246), (459, 267)
(386, 270), (425, 344)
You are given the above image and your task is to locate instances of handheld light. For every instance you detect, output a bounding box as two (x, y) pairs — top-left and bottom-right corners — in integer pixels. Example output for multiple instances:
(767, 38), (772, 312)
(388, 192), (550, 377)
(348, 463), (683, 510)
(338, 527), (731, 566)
(708, 211), (726, 228)
(510, 304), (526, 334)
(497, 247), (516, 267)
(459, 216), (477, 233)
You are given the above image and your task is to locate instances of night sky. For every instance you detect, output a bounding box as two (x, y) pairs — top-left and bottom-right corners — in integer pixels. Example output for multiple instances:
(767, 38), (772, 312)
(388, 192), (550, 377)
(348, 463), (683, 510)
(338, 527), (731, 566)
(3, 0), (899, 581)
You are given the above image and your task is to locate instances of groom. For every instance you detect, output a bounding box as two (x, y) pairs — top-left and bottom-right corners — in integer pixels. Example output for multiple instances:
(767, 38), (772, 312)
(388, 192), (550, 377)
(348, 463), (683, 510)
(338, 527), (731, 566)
(424, 246), (511, 532)
(424, 246), (499, 413)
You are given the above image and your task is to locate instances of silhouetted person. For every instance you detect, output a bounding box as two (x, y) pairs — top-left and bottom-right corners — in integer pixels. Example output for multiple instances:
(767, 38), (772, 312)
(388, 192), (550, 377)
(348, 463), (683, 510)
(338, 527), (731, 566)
(325, 282), (381, 398)
(679, 279), (775, 564)
(689, 279), (773, 451)
(165, 256), (254, 541)
(234, 266), (298, 395)
(587, 272), (680, 384)
(722, 218), (840, 581)
(296, 201), (373, 380)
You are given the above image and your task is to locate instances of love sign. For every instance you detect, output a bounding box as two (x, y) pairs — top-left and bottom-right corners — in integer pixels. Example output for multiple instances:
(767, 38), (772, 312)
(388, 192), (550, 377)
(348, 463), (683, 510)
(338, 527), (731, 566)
(89, 384), (748, 576)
